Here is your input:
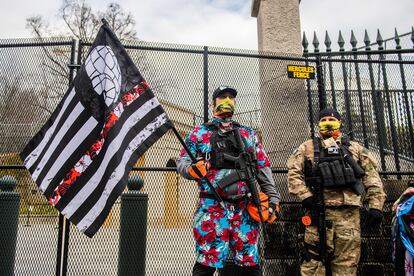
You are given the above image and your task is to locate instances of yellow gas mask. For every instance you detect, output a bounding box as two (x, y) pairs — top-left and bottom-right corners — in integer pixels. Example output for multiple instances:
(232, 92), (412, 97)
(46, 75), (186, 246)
(213, 98), (235, 119)
(319, 120), (341, 139)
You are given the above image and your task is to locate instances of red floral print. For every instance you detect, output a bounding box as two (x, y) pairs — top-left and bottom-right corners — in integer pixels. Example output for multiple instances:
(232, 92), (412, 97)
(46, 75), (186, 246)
(239, 128), (250, 139)
(240, 255), (255, 266)
(204, 231), (217, 243)
(234, 238), (244, 252)
(247, 229), (259, 244)
(201, 132), (211, 144)
(208, 204), (225, 221)
(220, 228), (230, 242)
(201, 220), (215, 232)
(203, 248), (220, 264)
(229, 213), (242, 229)
(190, 133), (198, 143)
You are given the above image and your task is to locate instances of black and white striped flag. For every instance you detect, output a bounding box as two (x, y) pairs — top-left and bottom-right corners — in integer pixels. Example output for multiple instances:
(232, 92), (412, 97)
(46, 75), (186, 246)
(20, 23), (172, 237)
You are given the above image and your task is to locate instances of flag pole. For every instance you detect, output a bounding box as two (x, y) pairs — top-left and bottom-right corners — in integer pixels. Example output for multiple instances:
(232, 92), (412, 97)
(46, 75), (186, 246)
(55, 215), (70, 276)
(170, 126), (225, 208)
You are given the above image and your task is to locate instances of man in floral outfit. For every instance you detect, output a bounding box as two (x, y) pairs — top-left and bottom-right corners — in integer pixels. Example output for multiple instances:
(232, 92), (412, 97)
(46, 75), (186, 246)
(177, 86), (280, 276)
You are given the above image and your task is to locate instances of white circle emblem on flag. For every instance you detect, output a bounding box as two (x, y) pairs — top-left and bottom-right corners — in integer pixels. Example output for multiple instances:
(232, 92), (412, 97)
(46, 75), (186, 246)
(85, 45), (122, 106)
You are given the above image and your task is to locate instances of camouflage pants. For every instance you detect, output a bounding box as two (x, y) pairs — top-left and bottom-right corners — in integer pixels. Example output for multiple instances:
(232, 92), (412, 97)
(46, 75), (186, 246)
(301, 206), (361, 276)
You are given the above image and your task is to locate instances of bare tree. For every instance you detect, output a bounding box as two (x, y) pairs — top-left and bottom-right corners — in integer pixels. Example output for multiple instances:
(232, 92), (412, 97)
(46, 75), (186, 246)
(26, 0), (137, 41)
(25, 0), (139, 82)
(25, 0), (176, 104)
(0, 75), (45, 151)
(23, 0), (140, 109)
(99, 3), (137, 41)
(59, 0), (100, 41)
(24, 0), (179, 113)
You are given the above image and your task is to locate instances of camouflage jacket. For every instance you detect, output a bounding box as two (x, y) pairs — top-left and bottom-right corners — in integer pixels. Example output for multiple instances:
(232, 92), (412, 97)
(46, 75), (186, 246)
(287, 136), (386, 209)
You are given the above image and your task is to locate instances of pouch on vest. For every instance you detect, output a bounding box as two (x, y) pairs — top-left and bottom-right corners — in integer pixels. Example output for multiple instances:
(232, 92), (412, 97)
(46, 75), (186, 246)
(343, 154), (365, 178)
(344, 166), (356, 184)
(319, 162), (334, 187)
(216, 170), (242, 199)
(329, 160), (346, 186)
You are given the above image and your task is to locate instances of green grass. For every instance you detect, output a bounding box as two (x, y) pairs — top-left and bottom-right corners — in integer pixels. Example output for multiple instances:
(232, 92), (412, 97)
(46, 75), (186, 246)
(20, 203), (58, 216)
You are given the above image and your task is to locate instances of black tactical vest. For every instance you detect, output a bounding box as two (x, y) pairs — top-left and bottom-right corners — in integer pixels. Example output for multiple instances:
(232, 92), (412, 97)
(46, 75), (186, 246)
(305, 137), (364, 191)
(208, 127), (244, 169)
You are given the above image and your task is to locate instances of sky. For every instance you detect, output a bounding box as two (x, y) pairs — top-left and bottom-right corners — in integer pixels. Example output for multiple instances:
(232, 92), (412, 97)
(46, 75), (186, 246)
(0, 0), (412, 51)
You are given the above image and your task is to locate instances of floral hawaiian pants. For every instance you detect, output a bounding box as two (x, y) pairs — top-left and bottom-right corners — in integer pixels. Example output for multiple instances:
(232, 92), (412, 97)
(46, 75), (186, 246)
(192, 198), (260, 269)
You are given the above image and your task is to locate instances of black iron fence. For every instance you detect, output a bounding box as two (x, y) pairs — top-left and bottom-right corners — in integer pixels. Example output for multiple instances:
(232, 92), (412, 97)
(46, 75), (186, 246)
(0, 28), (413, 276)
(303, 29), (414, 168)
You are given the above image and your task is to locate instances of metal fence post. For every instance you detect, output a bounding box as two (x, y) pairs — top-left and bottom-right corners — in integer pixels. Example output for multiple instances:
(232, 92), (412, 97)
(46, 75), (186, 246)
(118, 175), (148, 276)
(203, 46), (209, 123)
(0, 176), (19, 276)
(315, 54), (326, 111)
(56, 38), (78, 276)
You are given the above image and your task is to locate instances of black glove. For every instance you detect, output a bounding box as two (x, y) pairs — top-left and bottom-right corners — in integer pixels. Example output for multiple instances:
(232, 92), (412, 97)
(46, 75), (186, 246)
(301, 196), (314, 210)
(366, 208), (383, 228)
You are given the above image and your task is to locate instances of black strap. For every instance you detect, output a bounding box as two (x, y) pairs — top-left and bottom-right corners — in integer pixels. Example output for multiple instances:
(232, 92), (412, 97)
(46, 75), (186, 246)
(190, 162), (204, 179)
(313, 137), (320, 167)
(199, 192), (247, 204)
(202, 120), (241, 129)
(341, 135), (350, 147)
(199, 193), (217, 199)
(340, 141), (352, 157)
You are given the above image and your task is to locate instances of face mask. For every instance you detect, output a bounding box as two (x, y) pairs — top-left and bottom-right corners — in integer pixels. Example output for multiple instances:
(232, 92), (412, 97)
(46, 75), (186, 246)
(319, 120), (341, 139)
(213, 98), (235, 119)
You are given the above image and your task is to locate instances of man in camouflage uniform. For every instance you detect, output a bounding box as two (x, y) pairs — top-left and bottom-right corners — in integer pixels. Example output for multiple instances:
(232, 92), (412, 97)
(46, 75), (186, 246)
(287, 107), (386, 276)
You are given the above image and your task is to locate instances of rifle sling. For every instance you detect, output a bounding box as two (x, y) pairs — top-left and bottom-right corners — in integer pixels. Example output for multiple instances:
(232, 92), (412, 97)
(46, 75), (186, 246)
(313, 137), (320, 167)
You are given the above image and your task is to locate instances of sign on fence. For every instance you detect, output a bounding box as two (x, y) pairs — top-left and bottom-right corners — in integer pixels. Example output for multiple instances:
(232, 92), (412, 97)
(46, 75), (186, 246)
(287, 65), (315, 79)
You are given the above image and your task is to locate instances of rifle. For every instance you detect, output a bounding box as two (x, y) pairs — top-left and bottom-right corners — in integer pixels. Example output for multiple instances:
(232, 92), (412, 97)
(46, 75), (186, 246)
(302, 138), (332, 276)
(218, 128), (269, 241)
(311, 175), (332, 276)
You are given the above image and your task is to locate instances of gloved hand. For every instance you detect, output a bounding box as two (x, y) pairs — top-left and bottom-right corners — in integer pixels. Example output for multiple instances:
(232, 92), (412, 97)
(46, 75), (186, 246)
(188, 159), (208, 180)
(268, 202), (281, 223)
(366, 208), (383, 228)
(301, 196), (315, 210)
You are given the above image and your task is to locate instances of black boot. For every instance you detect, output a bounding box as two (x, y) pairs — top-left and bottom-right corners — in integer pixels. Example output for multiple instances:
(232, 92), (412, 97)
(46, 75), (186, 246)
(192, 262), (216, 276)
(240, 265), (262, 276)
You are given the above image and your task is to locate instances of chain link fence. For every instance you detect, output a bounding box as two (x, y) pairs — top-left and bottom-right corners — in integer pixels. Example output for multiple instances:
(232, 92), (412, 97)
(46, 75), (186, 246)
(0, 36), (413, 275)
